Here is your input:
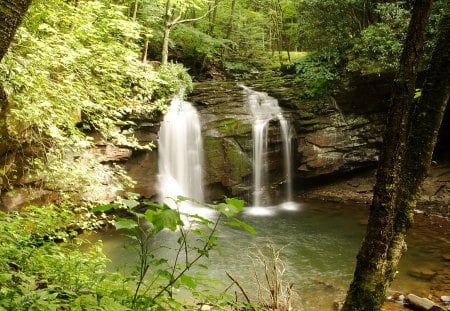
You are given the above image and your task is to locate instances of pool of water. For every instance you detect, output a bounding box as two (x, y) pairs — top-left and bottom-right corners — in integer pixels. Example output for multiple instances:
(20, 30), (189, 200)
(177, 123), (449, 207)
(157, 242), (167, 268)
(87, 200), (450, 310)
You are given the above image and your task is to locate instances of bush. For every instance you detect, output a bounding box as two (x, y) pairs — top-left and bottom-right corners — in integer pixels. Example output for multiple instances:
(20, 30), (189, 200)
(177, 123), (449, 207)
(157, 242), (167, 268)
(291, 53), (339, 99)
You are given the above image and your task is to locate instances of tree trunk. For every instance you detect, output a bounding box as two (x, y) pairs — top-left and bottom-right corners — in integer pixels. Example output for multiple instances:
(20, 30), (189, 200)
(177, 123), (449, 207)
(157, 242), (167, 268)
(341, 1), (438, 310)
(226, 0), (236, 40)
(0, 0), (32, 62)
(161, 0), (173, 65)
(141, 37), (148, 63)
(0, 0), (33, 155)
(208, 0), (219, 35)
(132, 0), (138, 20)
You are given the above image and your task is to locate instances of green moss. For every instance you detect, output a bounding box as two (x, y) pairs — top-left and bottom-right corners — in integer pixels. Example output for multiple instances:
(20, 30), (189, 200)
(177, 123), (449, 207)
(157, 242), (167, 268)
(213, 118), (252, 136)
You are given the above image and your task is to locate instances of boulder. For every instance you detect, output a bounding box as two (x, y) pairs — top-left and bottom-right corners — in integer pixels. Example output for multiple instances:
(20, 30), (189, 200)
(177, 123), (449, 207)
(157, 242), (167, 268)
(406, 293), (446, 311)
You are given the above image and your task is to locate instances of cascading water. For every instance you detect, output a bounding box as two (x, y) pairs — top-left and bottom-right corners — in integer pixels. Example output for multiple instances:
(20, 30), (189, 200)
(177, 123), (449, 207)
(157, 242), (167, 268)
(241, 85), (294, 206)
(157, 94), (204, 207)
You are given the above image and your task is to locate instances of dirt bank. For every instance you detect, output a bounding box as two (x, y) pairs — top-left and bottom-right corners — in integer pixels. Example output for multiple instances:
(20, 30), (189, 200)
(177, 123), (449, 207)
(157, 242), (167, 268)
(298, 160), (450, 218)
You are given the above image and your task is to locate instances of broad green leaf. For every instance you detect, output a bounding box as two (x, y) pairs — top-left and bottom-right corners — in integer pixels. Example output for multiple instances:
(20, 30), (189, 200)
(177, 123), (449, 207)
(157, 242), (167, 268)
(180, 274), (197, 289)
(144, 201), (163, 209)
(144, 209), (155, 223)
(225, 198), (245, 212)
(156, 269), (172, 280)
(225, 218), (256, 235)
(213, 203), (238, 217)
(152, 209), (181, 232)
(92, 203), (119, 212)
(120, 199), (140, 209)
(113, 218), (138, 231)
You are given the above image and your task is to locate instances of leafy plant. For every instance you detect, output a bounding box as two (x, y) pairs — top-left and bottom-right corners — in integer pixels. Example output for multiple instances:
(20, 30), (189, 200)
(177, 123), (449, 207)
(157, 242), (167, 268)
(347, 2), (409, 73)
(0, 0), (193, 210)
(93, 196), (255, 310)
(291, 53), (339, 99)
(0, 205), (130, 310)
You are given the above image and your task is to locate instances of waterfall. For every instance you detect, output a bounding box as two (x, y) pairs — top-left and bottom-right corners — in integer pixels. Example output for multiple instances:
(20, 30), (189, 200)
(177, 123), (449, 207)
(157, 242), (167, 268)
(157, 94), (204, 207)
(280, 118), (293, 202)
(241, 85), (293, 206)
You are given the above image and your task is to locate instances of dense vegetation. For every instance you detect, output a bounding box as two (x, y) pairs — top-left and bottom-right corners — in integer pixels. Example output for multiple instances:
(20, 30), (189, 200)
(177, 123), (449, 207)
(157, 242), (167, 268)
(0, 0), (448, 310)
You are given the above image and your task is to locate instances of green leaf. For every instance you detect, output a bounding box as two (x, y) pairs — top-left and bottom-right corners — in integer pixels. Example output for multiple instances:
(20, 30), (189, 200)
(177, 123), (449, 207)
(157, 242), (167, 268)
(225, 198), (245, 212)
(92, 203), (119, 212)
(225, 218), (256, 235)
(120, 199), (140, 209)
(144, 201), (163, 209)
(152, 209), (181, 232)
(213, 203), (238, 218)
(156, 269), (172, 281)
(113, 218), (138, 231)
(180, 274), (197, 289)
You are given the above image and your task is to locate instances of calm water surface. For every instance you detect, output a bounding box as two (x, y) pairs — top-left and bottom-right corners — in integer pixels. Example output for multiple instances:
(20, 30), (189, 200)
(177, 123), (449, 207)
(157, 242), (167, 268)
(89, 200), (449, 310)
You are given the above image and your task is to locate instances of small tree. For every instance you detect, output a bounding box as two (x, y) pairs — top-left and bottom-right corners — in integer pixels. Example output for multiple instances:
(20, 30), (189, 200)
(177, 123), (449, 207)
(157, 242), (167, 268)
(161, 0), (213, 64)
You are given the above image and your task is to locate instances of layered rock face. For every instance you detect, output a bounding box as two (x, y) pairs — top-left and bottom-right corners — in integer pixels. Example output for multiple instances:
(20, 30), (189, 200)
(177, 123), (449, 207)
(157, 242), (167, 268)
(0, 74), (419, 209)
(188, 78), (388, 198)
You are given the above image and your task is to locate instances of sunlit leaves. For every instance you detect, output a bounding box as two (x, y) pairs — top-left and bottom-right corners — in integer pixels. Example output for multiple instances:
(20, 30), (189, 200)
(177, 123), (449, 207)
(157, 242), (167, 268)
(0, 0), (192, 205)
(113, 217), (139, 230)
(144, 206), (182, 232)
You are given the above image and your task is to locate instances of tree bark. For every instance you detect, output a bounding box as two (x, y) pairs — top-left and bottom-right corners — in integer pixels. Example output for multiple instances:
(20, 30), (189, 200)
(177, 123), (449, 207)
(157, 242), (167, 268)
(208, 0), (219, 35)
(0, 0), (32, 62)
(342, 1), (441, 310)
(132, 0), (138, 20)
(0, 0), (33, 155)
(161, 0), (173, 65)
(226, 0), (236, 40)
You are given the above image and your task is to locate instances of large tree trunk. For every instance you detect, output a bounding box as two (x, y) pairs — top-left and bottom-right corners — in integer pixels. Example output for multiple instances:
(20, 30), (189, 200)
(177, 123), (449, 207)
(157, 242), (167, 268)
(0, 0), (33, 155)
(341, 0), (445, 310)
(0, 0), (32, 62)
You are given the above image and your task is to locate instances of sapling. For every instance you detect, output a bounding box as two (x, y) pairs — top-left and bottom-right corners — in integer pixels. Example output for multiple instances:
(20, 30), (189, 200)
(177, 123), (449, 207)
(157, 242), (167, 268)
(94, 195), (253, 309)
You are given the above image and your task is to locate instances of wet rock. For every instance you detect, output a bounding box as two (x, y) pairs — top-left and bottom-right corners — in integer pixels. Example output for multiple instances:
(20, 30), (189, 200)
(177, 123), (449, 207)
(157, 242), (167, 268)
(387, 292), (406, 305)
(443, 254), (450, 261)
(406, 293), (446, 311)
(441, 296), (450, 305)
(0, 188), (59, 212)
(123, 150), (159, 199)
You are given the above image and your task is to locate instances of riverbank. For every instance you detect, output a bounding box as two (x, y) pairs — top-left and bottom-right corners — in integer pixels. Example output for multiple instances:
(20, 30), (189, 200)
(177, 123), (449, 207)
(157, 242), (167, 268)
(297, 160), (450, 311)
(298, 160), (450, 218)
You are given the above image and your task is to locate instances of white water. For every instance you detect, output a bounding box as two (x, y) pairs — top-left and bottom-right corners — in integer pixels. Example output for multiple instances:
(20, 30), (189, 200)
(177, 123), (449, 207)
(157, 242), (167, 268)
(157, 95), (204, 208)
(241, 85), (294, 206)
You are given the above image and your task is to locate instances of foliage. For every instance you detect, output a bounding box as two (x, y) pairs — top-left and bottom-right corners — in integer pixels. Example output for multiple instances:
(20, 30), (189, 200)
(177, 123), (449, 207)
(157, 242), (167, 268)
(296, 0), (364, 58)
(0, 0), (192, 207)
(291, 53), (339, 98)
(93, 196), (255, 310)
(171, 25), (230, 73)
(347, 2), (410, 73)
(0, 205), (129, 311)
(0, 197), (260, 310)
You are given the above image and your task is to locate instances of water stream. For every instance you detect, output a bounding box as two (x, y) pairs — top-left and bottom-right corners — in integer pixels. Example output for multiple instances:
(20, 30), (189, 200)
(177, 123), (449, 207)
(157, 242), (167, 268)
(157, 94), (204, 206)
(242, 85), (294, 206)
